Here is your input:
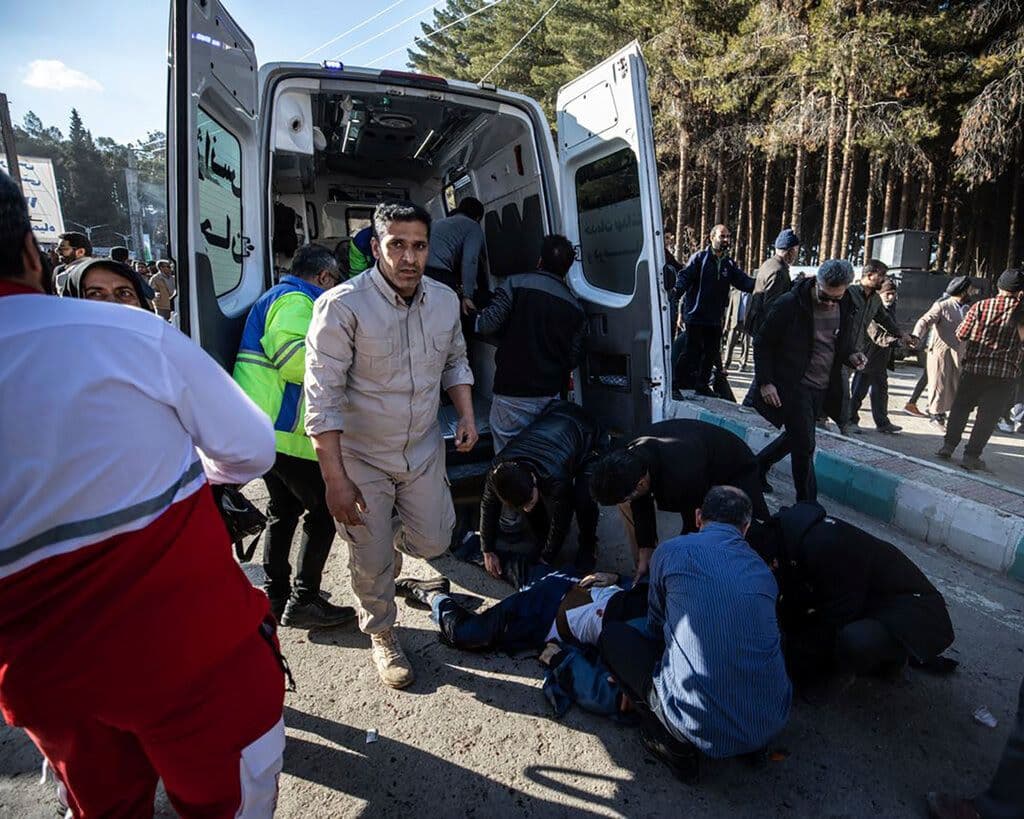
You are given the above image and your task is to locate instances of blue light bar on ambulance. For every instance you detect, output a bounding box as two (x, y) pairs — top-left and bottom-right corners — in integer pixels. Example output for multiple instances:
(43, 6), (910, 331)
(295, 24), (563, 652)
(323, 60), (344, 70)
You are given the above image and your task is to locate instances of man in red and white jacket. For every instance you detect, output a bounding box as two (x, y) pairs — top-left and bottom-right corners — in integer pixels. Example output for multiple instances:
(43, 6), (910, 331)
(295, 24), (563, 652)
(0, 170), (285, 817)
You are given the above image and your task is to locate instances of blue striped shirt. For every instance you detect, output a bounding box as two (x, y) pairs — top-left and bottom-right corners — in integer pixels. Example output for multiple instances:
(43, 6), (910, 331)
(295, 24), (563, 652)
(648, 522), (792, 758)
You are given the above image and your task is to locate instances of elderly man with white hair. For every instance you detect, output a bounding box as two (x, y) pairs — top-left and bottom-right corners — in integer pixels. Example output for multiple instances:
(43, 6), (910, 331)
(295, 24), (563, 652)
(752, 259), (867, 500)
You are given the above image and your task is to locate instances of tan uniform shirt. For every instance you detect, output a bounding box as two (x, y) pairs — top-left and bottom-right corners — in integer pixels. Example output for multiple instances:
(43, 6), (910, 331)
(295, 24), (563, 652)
(304, 265), (474, 474)
(149, 272), (176, 311)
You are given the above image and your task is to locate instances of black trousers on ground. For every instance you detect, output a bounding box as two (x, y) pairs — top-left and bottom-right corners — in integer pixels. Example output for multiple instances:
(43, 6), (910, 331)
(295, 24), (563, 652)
(757, 386), (826, 502)
(599, 620), (693, 754)
(849, 367), (891, 428)
(262, 452), (336, 604)
(680, 324), (723, 392)
(976, 676), (1024, 819)
(834, 619), (907, 675)
(944, 373), (1016, 458)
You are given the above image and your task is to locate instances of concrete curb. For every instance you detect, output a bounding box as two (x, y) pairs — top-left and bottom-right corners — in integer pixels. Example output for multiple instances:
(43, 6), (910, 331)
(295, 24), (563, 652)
(666, 399), (1024, 582)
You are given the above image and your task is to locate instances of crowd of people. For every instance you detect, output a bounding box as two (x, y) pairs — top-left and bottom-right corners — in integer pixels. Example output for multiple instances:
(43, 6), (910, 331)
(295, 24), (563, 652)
(0, 165), (1020, 818)
(667, 224), (1024, 484)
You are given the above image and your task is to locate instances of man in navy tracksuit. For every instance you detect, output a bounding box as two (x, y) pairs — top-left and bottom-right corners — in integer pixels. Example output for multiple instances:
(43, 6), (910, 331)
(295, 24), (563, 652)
(671, 224), (755, 395)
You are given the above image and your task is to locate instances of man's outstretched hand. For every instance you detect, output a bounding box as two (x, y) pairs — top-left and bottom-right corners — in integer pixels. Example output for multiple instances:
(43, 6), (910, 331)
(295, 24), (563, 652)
(483, 551), (502, 579)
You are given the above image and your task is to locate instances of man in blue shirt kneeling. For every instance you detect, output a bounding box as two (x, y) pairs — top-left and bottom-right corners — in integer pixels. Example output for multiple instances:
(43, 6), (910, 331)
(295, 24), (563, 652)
(598, 485), (791, 783)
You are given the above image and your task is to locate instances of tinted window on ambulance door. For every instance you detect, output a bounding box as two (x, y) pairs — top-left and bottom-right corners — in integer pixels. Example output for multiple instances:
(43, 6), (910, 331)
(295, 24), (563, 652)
(196, 107), (244, 296)
(574, 147), (642, 296)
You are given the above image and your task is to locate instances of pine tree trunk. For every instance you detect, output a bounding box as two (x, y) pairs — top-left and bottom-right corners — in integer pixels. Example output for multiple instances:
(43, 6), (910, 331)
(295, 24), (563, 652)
(758, 154), (774, 264)
(831, 93), (856, 259)
(923, 160), (936, 232)
(863, 154), (877, 262)
(947, 199), (962, 273)
(839, 148), (858, 261)
(1008, 137), (1022, 267)
(882, 161), (896, 230)
(735, 159), (748, 269)
(818, 90), (840, 261)
(674, 127), (690, 261)
(713, 149), (724, 226)
(898, 166), (912, 228)
(781, 161), (792, 240)
(936, 186), (951, 270)
(746, 154), (757, 271)
(790, 82), (807, 237)
(699, 156), (710, 243)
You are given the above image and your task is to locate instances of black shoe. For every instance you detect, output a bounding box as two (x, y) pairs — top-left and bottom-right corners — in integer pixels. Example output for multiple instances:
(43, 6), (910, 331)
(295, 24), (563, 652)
(281, 595), (357, 629)
(265, 590), (288, 623)
(395, 576), (451, 608)
(936, 444), (954, 460)
(877, 423), (902, 434)
(640, 728), (700, 784)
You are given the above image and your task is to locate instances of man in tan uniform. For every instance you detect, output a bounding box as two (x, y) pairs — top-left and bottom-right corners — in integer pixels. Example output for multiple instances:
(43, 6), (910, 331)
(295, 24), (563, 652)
(305, 201), (478, 689)
(149, 259), (176, 320)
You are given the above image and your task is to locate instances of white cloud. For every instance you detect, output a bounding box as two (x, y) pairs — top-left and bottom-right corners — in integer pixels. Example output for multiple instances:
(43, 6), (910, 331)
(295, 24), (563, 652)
(22, 60), (103, 92)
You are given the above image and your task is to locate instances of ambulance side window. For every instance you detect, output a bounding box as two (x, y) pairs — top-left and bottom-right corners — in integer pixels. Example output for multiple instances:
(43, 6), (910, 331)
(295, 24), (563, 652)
(196, 107), (244, 296)
(574, 146), (642, 297)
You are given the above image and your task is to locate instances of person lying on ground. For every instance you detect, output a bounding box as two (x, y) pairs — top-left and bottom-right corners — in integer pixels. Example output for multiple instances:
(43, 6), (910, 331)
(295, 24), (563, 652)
(589, 419), (770, 578)
(597, 486), (791, 784)
(479, 400), (607, 577)
(747, 501), (956, 693)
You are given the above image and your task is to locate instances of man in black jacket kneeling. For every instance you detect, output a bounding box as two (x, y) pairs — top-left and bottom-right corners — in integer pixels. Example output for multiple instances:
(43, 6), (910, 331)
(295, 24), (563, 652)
(479, 401), (607, 576)
(749, 502), (955, 685)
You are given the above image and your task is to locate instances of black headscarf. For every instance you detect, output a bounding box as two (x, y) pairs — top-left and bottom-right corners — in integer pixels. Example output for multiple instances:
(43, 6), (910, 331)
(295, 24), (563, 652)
(63, 257), (155, 311)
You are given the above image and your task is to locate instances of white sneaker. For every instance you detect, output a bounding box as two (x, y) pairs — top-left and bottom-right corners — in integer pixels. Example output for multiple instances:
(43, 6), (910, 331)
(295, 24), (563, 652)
(370, 628), (414, 689)
(1012, 403), (1024, 423)
(997, 420), (1014, 433)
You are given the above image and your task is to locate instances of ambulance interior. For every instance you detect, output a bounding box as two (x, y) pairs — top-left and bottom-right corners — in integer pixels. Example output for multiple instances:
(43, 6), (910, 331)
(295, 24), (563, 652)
(268, 81), (551, 497)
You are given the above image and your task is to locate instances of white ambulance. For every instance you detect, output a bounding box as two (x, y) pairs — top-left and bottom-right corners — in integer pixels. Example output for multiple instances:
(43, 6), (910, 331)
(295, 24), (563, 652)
(168, 0), (671, 474)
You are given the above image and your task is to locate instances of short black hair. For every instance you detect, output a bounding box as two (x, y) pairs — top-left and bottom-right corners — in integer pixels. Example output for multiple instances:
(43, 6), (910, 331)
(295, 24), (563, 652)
(59, 231), (93, 256)
(0, 170), (33, 280)
(291, 243), (338, 282)
(589, 448), (647, 505)
(109, 246), (129, 262)
(862, 258), (889, 277)
(700, 486), (752, 529)
(540, 234), (575, 278)
(456, 196), (484, 221)
(373, 201), (432, 241)
(491, 462), (534, 508)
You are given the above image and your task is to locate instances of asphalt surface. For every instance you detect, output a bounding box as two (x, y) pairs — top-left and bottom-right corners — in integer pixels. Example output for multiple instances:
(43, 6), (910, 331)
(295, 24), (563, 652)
(2, 476), (1023, 818)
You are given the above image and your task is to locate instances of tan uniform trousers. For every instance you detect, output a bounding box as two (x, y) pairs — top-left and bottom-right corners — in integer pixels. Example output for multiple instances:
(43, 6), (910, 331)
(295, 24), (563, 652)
(338, 442), (455, 634)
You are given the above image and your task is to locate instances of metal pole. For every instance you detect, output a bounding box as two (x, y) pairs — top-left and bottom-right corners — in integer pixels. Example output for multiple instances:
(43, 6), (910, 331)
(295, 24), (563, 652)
(125, 151), (145, 259)
(0, 92), (22, 188)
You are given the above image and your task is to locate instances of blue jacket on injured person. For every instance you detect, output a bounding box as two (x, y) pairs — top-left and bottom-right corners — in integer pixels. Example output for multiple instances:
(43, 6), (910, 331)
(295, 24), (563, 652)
(424, 561), (648, 715)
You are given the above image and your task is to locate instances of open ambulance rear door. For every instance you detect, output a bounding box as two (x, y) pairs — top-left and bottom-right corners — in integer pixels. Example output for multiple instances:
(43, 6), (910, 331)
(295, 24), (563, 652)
(167, 0), (265, 369)
(557, 41), (670, 437)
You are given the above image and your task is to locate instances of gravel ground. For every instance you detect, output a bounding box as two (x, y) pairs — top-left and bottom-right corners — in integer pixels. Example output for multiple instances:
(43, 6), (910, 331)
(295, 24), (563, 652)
(3, 479), (1023, 818)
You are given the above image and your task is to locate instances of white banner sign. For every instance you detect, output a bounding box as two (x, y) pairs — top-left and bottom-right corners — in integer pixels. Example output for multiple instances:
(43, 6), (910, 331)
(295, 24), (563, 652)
(0, 156), (66, 242)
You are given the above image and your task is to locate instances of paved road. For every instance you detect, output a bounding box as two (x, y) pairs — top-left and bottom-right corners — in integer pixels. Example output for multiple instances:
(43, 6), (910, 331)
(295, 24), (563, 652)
(2, 479), (1022, 818)
(725, 360), (1024, 490)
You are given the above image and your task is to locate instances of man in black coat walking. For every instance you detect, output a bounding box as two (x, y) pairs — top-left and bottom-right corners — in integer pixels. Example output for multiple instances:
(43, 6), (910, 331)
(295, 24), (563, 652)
(752, 259), (867, 501)
(589, 419), (770, 578)
(749, 502), (955, 682)
(670, 224), (755, 395)
(479, 401), (607, 576)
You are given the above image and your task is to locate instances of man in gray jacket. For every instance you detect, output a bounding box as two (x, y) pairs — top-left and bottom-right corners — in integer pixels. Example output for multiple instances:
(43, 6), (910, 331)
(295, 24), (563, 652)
(305, 201), (478, 690)
(745, 228), (800, 338)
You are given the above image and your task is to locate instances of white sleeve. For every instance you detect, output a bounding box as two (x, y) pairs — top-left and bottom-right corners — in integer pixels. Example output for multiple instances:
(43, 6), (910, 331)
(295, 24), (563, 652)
(159, 324), (276, 485)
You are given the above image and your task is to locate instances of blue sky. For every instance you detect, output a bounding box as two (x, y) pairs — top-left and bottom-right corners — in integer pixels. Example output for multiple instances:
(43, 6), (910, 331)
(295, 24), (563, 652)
(0, 0), (444, 145)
